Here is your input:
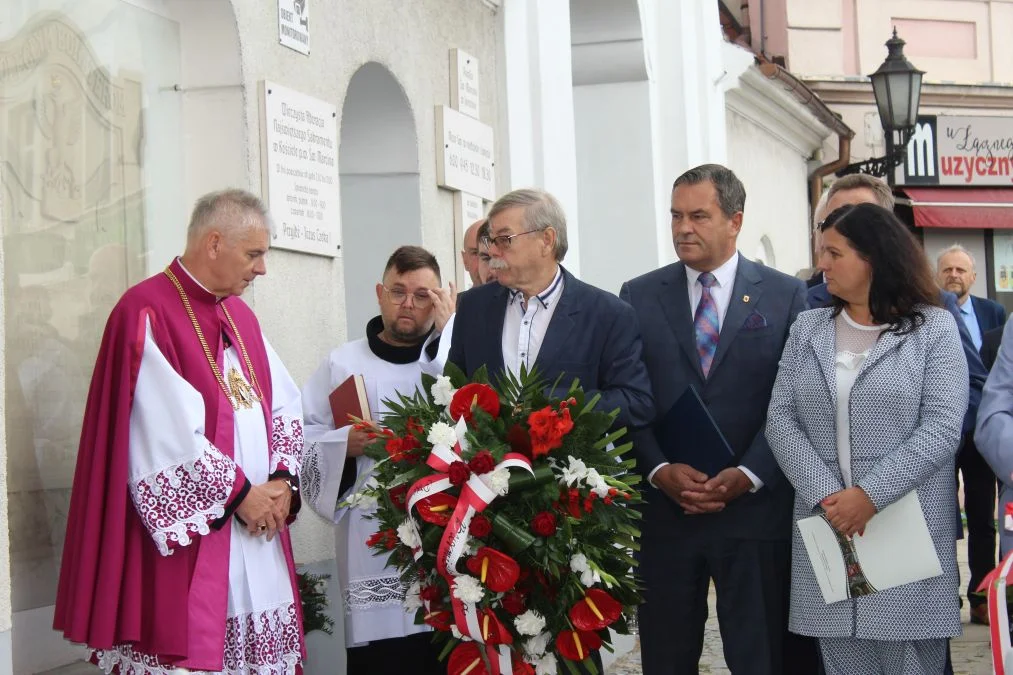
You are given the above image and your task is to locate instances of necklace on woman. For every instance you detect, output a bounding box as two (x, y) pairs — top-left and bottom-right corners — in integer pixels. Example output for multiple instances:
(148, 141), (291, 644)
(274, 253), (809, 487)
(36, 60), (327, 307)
(164, 266), (263, 410)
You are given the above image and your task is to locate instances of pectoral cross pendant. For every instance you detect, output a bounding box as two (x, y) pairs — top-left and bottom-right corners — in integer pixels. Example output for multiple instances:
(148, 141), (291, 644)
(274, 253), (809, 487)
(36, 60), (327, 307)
(227, 366), (259, 409)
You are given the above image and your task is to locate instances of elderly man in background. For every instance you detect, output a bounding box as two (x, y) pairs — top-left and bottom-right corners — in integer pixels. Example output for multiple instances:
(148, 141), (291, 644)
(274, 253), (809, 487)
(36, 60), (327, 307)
(936, 244), (1005, 625)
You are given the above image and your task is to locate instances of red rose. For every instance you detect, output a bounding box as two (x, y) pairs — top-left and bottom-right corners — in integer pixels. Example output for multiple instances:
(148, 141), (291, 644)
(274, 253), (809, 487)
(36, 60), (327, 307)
(389, 484), (408, 511)
(527, 406), (574, 457)
(448, 461), (471, 486)
(469, 514), (493, 538)
(506, 423), (533, 457)
(530, 511), (557, 537)
(468, 450), (496, 475)
(449, 383), (501, 425)
(420, 585), (442, 603)
(501, 590), (527, 615)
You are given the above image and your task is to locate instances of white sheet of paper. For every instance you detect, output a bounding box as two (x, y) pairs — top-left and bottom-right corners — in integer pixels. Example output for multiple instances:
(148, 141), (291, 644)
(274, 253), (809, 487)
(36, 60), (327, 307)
(797, 490), (943, 604)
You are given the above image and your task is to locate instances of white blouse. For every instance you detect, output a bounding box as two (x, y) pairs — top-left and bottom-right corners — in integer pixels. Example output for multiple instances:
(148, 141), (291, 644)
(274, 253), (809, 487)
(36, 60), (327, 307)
(834, 309), (886, 487)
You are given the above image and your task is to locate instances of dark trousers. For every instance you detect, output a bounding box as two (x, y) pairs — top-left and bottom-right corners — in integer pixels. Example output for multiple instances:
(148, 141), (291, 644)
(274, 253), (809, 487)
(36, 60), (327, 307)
(347, 632), (444, 675)
(638, 531), (816, 674)
(956, 433), (998, 605)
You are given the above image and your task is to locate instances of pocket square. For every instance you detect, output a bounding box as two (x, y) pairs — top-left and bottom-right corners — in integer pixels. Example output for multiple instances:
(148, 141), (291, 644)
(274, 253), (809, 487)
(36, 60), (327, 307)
(742, 310), (768, 330)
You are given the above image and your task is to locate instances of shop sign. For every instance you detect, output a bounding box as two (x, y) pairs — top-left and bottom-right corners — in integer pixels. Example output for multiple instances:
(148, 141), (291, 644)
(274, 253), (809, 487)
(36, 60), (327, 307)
(260, 81), (339, 256)
(901, 115), (1013, 186)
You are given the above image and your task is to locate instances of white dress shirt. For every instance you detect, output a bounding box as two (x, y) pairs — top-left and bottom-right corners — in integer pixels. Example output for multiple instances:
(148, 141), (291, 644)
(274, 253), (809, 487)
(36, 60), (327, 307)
(649, 253), (763, 492)
(502, 266), (565, 376)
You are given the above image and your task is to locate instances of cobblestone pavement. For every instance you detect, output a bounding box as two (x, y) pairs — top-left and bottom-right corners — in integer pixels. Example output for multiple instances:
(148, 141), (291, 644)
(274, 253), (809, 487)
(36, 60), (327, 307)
(608, 536), (992, 674)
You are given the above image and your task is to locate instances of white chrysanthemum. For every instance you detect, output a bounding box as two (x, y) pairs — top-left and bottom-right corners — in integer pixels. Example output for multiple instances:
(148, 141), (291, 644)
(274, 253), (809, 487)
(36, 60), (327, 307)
(427, 421), (457, 447)
(579, 567), (601, 588)
(514, 610), (547, 636)
(570, 553), (590, 573)
(431, 375), (457, 406)
(560, 456), (588, 486)
(397, 518), (421, 549)
(483, 467), (510, 496)
(585, 468), (610, 498)
(535, 653), (557, 675)
(524, 632), (551, 658)
(404, 581), (423, 612)
(452, 575), (485, 603)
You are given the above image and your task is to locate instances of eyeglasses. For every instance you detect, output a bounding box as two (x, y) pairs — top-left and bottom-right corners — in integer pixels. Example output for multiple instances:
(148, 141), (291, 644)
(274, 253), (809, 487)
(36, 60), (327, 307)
(484, 229), (541, 250)
(382, 286), (433, 308)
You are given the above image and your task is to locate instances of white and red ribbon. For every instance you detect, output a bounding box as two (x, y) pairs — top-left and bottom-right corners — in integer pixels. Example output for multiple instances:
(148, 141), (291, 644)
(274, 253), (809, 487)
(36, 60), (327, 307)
(406, 417), (533, 672)
(987, 549), (1013, 675)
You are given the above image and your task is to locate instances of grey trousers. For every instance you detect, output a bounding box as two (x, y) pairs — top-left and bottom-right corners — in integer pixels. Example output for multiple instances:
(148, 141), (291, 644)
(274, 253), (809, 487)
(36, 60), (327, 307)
(819, 637), (947, 675)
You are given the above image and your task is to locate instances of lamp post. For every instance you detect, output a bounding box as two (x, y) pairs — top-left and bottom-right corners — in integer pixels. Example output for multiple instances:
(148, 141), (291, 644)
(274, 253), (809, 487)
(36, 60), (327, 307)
(838, 29), (924, 185)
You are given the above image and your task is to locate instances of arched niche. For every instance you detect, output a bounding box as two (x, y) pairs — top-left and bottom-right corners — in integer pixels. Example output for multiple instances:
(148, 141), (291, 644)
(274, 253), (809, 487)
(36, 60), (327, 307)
(339, 62), (422, 340)
(0, 1), (243, 671)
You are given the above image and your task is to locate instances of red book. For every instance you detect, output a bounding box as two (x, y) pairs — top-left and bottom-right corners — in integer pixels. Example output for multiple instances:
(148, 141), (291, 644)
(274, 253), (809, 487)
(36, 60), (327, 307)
(329, 374), (371, 427)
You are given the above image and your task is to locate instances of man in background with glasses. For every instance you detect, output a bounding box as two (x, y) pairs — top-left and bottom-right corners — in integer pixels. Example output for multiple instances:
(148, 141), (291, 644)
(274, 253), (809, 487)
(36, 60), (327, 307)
(300, 245), (455, 675)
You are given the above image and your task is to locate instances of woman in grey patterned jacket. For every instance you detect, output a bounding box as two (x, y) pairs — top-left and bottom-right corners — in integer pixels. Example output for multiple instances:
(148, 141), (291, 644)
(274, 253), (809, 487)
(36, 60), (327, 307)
(766, 203), (968, 674)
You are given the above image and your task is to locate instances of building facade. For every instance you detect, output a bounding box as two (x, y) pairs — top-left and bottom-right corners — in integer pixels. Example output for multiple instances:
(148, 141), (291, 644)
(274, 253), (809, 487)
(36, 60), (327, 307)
(749, 0), (1013, 306)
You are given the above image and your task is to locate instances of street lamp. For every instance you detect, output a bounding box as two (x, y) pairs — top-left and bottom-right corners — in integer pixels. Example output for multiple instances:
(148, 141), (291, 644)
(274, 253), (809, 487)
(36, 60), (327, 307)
(838, 29), (924, 184)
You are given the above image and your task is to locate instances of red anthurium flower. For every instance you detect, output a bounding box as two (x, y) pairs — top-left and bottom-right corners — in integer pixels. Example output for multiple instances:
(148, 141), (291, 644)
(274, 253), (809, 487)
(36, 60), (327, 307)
(514, 662), (535, 675)
(511, 655), (535, 675)
(449, 383), (501, 424)
(464, 547), (521, 593)
(476, 608), (513, 645)
(417, 492), (458, 526)
(423, 606), (453, 631)
(448, 642), (489, 675)
(556, 629), (603, 662)
(569, 589), (623, 631)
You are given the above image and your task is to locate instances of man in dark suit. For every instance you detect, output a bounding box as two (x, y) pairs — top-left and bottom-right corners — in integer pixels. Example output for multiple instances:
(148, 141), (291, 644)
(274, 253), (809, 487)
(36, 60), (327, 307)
(983, 323), (1005, 371)
(936, 244), (1006, 625)
(448, 189), (654, 432)
(620, 164), (807, 675)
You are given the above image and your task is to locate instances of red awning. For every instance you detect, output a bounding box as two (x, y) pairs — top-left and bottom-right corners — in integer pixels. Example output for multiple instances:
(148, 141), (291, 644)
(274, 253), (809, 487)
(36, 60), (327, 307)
(898, 187), (1013, 230)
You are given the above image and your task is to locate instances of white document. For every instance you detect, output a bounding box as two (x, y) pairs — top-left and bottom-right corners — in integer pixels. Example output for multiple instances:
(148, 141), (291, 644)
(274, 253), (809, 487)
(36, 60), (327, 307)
(796, 490), (943, 604)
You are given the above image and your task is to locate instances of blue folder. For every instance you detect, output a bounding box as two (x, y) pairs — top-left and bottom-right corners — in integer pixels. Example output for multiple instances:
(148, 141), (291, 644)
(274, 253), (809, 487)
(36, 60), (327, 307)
(654, 385), (735, 477)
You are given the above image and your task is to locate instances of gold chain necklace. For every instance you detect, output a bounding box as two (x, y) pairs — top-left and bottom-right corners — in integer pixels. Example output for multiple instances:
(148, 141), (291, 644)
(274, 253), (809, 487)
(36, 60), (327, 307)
(164, 266), (263, 411)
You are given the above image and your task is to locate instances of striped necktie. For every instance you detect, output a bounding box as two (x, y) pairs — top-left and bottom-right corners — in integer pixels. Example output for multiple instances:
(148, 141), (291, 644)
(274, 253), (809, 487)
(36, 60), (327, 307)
(694, 272), (720, 376)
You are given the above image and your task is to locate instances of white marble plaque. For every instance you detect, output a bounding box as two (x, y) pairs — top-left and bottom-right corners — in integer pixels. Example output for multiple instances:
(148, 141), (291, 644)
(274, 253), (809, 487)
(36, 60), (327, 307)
(436, 105), (495, 201)
(450, 48), (480, 119)
(278, 0), (310, 55)
(261, 81), (339, 256)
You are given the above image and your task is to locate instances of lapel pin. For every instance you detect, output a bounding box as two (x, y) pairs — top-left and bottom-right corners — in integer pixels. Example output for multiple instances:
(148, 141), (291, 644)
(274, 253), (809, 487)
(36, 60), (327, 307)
(743, 295), (750, 303)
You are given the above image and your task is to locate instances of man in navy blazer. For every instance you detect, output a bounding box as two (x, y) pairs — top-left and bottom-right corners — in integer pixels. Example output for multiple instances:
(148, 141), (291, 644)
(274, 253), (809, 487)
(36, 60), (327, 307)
(620, 165), (807, 675)
(448, 187), (655, 432)
(935, 244), (1006, 624)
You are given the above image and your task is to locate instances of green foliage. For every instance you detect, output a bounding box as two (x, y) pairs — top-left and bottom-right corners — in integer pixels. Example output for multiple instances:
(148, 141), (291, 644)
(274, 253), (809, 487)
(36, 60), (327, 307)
(297, 571), (335, 636)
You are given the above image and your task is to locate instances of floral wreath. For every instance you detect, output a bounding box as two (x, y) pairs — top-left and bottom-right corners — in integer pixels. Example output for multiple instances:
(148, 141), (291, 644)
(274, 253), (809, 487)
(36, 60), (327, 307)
(353, 364), (642, 675)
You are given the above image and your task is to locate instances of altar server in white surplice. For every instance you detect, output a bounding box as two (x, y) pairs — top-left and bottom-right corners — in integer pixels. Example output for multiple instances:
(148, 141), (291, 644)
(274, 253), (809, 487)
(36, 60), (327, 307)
(301, 246), (455, 675)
